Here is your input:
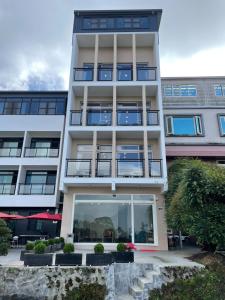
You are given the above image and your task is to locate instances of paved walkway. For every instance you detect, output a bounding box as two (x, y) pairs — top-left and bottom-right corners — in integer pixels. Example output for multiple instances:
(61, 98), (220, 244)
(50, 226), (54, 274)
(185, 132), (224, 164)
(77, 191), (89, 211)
(0, 247), (202, 268)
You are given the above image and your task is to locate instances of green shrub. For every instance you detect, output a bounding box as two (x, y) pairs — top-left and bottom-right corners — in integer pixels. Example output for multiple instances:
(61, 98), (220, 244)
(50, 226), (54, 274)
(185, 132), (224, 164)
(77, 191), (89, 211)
(63, 243), (74, 254)
(59, 237), (65, 244)
(48, 238), (54, 245)
(65, 283), (106, 300)
(34, 240), (42, 246)
(54, 238), (61, 244)
(0, 219), (11, 256)
(117, 243), (126, 252)
(0, 242), (9, 256)
(149, 263), (225, 300)
(34, 242), (46, 254)
(42, 240), (49, 247)
(25, 242), (34, 251)
(94, 243), (104, 254)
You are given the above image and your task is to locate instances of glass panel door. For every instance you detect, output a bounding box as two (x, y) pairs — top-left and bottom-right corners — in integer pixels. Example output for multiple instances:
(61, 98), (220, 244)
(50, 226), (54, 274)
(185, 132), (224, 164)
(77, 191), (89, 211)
(134, 204), (154, 243)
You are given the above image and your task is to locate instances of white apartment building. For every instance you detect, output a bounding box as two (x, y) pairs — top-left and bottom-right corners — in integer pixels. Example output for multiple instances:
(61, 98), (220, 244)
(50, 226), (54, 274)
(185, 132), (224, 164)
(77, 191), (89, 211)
(0, 91), (67, 240)
(60, 10), (168, 250)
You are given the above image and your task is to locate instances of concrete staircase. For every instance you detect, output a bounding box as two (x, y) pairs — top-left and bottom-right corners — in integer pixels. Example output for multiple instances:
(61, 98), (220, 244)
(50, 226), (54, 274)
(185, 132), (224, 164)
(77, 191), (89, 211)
(117, 265), (163, 300)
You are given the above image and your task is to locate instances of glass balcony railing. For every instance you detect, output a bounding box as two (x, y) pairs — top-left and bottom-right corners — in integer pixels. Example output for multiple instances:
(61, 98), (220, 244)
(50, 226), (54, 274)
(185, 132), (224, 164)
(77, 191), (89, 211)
(70, 110), (82, 125)
(117, 159), (144, 177)
(96, 159), (112, 177)
(18, 184), (55, 195)
(24, 148), (59, 158)
(137, 67), (157, 81)
(117, 67), (133, 81)
(149, 159), (162, 177)
(0, 184), (16, 195)
(87, 110), (112, 126)
(147, 110), (159, 125)
(66, 159), (92, 177)
(74, 68), (94, 81)
(98, 68), (113, 81)
(117, 110), (142, 126)
(0, 148), (22, 157)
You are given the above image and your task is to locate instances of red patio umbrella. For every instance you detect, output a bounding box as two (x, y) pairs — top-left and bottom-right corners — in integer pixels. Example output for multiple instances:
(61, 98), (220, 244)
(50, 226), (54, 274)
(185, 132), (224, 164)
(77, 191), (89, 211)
(0, 212), (24, 220)
(26, 212), (62, 221)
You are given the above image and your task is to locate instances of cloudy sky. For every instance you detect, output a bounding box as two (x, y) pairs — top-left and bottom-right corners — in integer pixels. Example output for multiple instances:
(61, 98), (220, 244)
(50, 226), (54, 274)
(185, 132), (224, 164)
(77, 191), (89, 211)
(0, 0), (225, 91)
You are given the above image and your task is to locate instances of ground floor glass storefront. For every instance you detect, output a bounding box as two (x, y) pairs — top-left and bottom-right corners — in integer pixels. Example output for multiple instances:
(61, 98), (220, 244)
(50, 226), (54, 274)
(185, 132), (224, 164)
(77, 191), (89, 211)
(73, 194), (156, 244)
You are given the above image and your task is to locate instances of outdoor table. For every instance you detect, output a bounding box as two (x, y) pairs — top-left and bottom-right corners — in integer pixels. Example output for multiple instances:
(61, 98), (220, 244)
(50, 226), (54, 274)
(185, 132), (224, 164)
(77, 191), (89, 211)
(19, 234), (49, 245)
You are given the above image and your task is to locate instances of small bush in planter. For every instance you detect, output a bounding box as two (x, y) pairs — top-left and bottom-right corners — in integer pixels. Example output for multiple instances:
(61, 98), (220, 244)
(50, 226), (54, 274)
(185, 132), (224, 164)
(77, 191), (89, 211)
(63, 243), (74, 254)
(42, 240), (49, 247)
(59, 237), (65, 244)
(34, 242), (46, 254)
(26, 242), (34, 251)
(54, 238), (61, 244)
(48, 239), (54, 246)
(117, 243), (126, 252)
(94, 243), (104, 254)
(0, 219), (11, 256)
(34, 239), (42, 246)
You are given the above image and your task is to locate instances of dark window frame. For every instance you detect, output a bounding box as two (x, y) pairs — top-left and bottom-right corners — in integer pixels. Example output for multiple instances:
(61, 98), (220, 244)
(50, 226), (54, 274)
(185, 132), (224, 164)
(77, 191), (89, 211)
(218, 114), (225, 136)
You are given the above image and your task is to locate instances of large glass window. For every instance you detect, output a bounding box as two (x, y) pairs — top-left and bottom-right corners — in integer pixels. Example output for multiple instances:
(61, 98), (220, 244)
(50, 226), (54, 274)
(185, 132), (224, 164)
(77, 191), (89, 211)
(73, 194), (156, 244)
(74, 202), (132, 243)
(219, 115), (225, 136)
(164, 85), (197, 97)
(166, 115), (203, 136)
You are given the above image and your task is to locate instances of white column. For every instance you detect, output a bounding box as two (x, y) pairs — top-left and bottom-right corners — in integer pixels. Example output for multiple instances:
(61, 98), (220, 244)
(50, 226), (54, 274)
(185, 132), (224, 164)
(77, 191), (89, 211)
(113, 34), (117, 82)
(142, 85), (147, 127)
(132, 34), (137, 81)
(94, 34), (99, 81)
(112, 131), (116, 178)
(143, 131), (149, 178)
(91, 131), (97, 177)
(82, 86), (88, 126)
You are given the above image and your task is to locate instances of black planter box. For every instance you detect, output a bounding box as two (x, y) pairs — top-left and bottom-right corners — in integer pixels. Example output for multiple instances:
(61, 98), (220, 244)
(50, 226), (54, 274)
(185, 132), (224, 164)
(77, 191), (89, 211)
(86, 253), (112, 266)
(24, 254), (53, 266)
(55, 253), (82, 266)
(20, 250), (33, 261)
(112, 251), (134, 263)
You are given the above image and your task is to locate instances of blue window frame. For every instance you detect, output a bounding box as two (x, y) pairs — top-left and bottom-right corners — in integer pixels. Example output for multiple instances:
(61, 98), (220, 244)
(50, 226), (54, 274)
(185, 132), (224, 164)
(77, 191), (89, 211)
(219, 115), (225, 136)
(166, 115), (203, 136)
(164, 85), (197, 97)
(214, 85), (225, 96)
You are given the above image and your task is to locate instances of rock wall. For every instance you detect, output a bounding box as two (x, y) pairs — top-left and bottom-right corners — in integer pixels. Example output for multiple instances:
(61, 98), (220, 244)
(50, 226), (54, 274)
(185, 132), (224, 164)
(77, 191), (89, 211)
(0, 264), (202, 300)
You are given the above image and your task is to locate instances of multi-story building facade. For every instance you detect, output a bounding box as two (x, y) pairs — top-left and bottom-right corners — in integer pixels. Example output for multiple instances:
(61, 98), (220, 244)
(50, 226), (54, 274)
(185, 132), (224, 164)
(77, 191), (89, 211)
(162, 77), (225, 164)
(60, 10), (168, 250)
(0, 91), (67, 238)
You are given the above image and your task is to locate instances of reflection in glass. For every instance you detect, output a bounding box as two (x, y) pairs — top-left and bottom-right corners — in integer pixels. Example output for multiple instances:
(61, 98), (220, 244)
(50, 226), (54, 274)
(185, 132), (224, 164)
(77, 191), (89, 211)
(73, 202), (132, 243)
(134, 205), (154, 243)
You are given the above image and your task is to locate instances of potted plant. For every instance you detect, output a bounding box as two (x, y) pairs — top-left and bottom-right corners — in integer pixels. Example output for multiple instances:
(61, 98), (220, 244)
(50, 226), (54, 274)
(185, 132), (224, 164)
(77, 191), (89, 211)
(24, 242), (53, 266)
(0, 219), (11, 256)
(20, 242), (34, 261)
(55, 243), (82, 266)
(86, 243), (112, 266)
(59, 237), (65, 249)
(112, 243), (134, 263)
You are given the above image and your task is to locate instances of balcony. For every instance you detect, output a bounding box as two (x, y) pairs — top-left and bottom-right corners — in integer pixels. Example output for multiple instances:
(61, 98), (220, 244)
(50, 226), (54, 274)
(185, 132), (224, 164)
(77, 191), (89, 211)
(18, 184), (55, 195)
(149, 159), (162, 177)
(96, 159), (112, 177)
(0, 148), (22, 157)
(24, 148), (59, 158)
(117, 159), (144, 177)
(98, 68), (113, 81)
(117, 110), (142, 126)
(137, 67), (157, 81)
(117, 66), (133, 81)
(66, 159), (162, 178)
(74, 68), (94, 81)
(87, 110), (112, 126)
(0, 184), (16, 195)
(66, 159), (92, 177)
(147, 110), (159, 125)
(70, 110), (82, 125)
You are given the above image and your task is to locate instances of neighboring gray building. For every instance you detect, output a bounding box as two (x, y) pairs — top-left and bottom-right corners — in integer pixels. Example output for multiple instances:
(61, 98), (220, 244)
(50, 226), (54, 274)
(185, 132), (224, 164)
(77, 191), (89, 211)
(162, 77), (225, 164)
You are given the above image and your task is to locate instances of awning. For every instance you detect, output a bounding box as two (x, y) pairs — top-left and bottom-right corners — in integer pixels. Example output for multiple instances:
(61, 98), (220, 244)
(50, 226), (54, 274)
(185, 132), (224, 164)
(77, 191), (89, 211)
(0, 212), (24, 219)
(26, 212), (62, 221)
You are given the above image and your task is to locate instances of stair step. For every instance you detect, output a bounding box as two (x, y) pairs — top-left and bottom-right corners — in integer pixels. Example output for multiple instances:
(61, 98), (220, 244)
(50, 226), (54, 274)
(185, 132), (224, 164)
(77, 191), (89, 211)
(117, 294), (134, 300)
(137, 276), (154, 290)
(129, 285), (143, 298)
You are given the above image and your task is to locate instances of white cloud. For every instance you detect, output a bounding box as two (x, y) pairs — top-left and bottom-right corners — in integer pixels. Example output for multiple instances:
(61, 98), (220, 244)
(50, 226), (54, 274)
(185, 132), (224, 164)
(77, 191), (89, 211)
(161, 46), (225, 77)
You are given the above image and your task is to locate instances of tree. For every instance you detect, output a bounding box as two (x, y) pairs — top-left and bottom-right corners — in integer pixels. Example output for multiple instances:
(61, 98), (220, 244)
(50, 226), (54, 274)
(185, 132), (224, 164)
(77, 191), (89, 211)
(166, 159), (225, 251)
(0, 219), (12, 255)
